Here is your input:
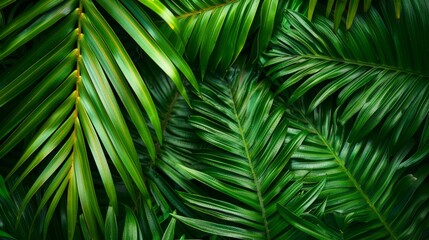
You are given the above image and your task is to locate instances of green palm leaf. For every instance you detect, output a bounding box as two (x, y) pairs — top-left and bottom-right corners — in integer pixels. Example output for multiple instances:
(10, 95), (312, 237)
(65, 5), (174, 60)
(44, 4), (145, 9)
(162, 0), (280, 77)
(264, 0), (429, 147)
(172, 67), (326, 239)
(2, 0), (427, 239)
(0, 0), (198, 238)
(284, 100), (429, 239)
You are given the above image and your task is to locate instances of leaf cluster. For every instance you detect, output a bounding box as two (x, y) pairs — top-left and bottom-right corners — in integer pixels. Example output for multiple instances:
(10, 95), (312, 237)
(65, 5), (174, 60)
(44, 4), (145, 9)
(0, 0), (428, 239)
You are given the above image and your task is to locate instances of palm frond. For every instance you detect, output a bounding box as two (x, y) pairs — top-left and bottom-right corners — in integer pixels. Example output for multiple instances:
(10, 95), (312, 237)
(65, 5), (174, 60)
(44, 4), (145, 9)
(0, 0), (198, 238)
(283, 99), (429, 239)
(161, 0), (280, 77)
(171, 66), (327, 239)
(264, 0), (429, 147)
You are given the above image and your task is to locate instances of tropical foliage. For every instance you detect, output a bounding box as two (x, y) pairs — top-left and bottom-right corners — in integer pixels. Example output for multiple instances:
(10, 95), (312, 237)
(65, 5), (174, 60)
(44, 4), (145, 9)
(0, 0), (428, 239)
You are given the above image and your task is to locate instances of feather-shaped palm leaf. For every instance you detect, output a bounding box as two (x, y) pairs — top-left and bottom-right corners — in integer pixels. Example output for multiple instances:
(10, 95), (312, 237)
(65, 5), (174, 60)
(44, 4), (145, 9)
(283, 100), (429, 239)
(162, 0), (280, 77)
(172, 67), (327, 239)
(264, 0), (429, 147)
(0, 0), (197, 238)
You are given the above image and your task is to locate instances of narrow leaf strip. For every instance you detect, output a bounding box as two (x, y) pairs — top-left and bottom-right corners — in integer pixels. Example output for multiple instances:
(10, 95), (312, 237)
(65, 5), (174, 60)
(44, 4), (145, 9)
(82, 0), (162, 142)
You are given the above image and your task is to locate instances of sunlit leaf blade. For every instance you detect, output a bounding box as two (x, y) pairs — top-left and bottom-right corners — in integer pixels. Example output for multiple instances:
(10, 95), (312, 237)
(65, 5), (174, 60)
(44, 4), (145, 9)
(97, 0), (195, 105)
(80, 37), (137, 164)
(123, 206), (141, 240)
(346, 0), (360, 29)
(136, 0), (180, 33)
(394, 0), (401, 19)
(82, 0), (163, 143)
(79, 56), (149, 200)
(121, 0), (198, 93)
(162, 211), (177, 240)
(73, 116), (103, 239)
(81, 13), (155, 159)
(333, 0), (347, 30)
(105, 206), (118, 240)
(258, 0), (279, 54)
(308, 0), (317, 20)
(198, 4), (229, 77)
(78, 85), (138, 202)
(67, 164), (78, 240)
(77, 100), (117, 212)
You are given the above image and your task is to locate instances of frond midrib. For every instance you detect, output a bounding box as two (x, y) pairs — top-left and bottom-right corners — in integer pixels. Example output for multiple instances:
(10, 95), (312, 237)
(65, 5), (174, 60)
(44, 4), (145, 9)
(228, 86), (271, 239)
(295, 108), (398, 240)
(293, 54), (429, 79)
(161, 91), (180, 137)
(152, 92), (179, 166)
(176, 0), (239, 19)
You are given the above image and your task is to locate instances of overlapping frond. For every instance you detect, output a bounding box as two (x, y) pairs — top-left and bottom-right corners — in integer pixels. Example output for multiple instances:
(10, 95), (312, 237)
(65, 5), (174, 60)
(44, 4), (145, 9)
(264, 0), (429, 147)
(161, 0), (280, 77)
(1, 0), (428, 239)
(283, 100), (429, 239)
(171, 68), (326, 239)
(126, 66), (203, 239)
(0, 0), (198, 238)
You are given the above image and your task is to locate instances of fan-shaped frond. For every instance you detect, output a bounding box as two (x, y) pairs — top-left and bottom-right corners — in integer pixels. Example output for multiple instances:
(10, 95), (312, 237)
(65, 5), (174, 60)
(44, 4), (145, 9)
(264, 0), (429, 147)
(171, 67), (327, 239)
(284, 100), (429, 239)
(0, 0), (197, 238)
(161, 0), (280, 77)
